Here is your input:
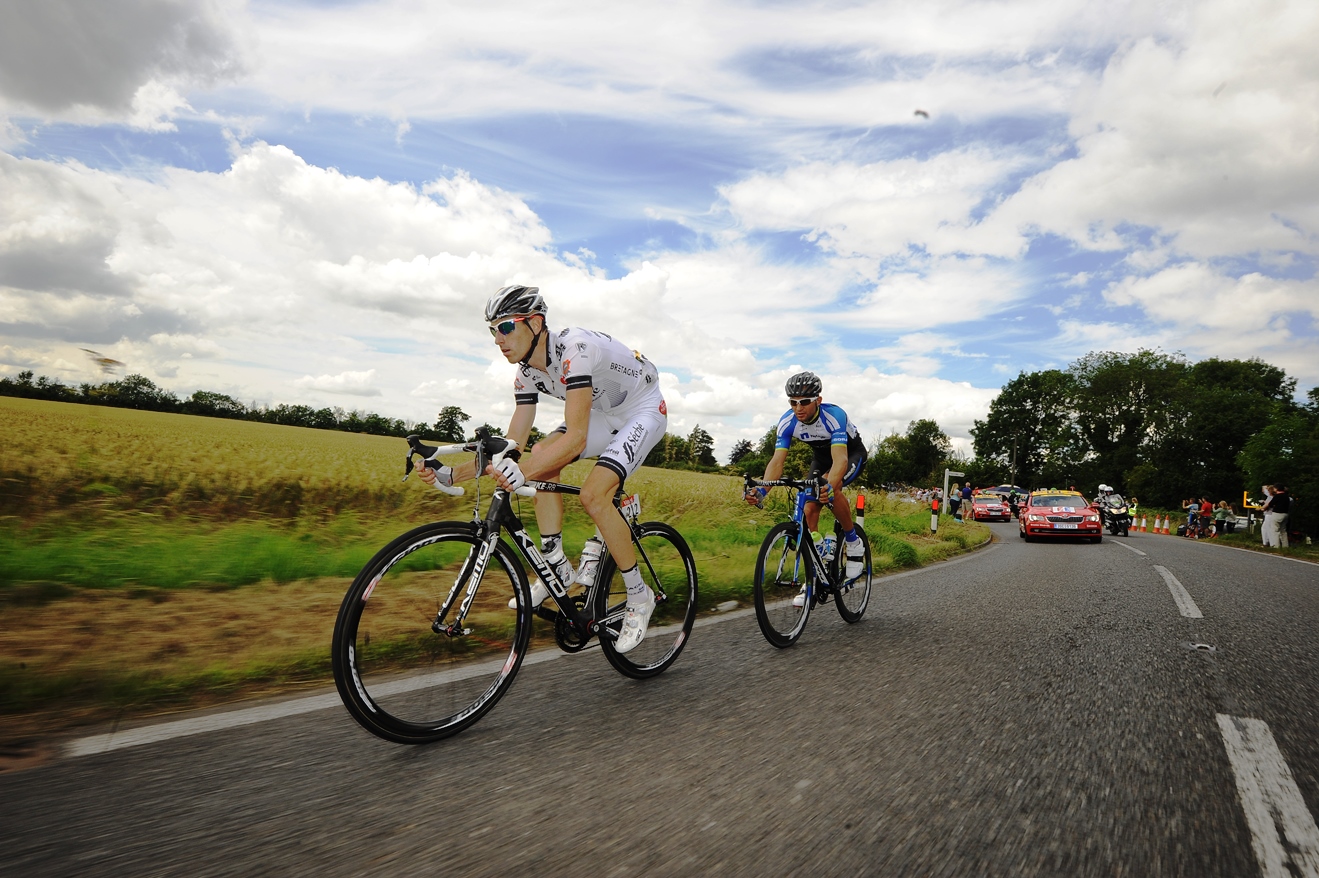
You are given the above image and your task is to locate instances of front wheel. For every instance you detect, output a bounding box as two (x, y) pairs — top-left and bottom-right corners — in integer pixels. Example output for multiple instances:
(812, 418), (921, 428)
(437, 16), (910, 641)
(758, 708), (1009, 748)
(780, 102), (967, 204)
(833, 527), (872, 623)
(331, 522), (532, 744)
(753, 521), (812, 648)
(596, 522), (698, 679)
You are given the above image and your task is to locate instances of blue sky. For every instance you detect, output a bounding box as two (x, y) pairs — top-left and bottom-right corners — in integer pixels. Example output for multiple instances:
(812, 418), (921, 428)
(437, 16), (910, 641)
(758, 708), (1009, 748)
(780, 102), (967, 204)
(2, 0), (1317, 460)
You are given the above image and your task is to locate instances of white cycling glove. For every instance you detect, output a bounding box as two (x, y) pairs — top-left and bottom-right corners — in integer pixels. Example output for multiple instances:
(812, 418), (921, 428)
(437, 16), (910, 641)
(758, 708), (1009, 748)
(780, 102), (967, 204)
(428, 463), (454, 488)
(493, 457), (526, 492)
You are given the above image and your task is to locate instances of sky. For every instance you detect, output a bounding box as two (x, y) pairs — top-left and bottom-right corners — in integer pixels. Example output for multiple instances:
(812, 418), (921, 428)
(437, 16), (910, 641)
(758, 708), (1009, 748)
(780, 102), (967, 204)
(1, 0), (1317, 462)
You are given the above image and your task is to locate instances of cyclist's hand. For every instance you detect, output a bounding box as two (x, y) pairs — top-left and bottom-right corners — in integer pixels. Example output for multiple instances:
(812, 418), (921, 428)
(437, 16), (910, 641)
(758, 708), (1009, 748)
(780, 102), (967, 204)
(419, 462), (454, 488)
(816, 481), (834, 505)
(491, 457), (526, 492)
(745, 487), (766, 508)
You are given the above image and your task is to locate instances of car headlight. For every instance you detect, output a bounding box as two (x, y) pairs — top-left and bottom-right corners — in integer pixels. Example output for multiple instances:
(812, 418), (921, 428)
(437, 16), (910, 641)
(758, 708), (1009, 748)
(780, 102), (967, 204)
(1027, 514), (1044, 521)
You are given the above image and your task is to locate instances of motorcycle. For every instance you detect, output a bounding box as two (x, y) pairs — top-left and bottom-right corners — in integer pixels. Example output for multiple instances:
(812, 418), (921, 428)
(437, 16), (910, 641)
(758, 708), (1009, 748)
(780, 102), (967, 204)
(1099, 495), (1132, 536)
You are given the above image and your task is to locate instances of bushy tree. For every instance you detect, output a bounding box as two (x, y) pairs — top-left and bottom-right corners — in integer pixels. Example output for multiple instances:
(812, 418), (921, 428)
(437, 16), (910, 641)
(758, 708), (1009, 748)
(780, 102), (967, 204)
(434, 406), (470, 442)
(688, 424), (717, 467)
(728, 439), (754, 465)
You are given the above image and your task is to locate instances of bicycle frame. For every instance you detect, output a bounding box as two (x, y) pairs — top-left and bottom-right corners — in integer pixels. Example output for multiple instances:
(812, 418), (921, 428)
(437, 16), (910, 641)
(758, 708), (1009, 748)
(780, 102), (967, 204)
(407, 432), (656, 649)
(748, 476), (834, 601)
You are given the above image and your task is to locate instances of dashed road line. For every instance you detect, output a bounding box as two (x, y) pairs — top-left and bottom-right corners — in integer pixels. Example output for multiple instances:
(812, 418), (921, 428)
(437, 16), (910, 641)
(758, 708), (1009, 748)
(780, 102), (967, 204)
(1217, 714), (1319, 878)
(1154, 565), (1202, 618)
(1110, 540), (1147, 557)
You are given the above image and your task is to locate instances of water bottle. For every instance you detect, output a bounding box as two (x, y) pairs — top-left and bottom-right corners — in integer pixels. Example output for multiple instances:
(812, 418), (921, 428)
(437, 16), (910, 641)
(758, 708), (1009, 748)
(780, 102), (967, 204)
(576, 536), (605, 588)
(817, 533), (836, 563)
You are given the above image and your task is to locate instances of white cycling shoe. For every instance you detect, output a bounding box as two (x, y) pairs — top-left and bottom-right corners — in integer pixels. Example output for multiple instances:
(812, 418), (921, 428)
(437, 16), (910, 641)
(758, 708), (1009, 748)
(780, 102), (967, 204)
(845, 540), (865, 579)
(613, 590), (655, 654)
(791, 587), (808, 609)
(509, 578), (550, 609)
(508, 558), (573, 609)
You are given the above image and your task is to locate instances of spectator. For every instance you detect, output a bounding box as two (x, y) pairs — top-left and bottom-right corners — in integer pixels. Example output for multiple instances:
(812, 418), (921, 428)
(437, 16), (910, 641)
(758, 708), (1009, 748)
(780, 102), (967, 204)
(1199, 497), (1214, 535)
(949, 483), (962, 521)
(1261, 485), (1275, 547)
(1270, 485), (1291, 548)
(1214, 500), (1232, 536)
(1182, 498), (1197, 529)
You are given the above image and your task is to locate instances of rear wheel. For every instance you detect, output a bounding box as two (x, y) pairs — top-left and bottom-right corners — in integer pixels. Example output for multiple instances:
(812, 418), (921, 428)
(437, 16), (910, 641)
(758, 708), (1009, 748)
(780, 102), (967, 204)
(833, 527), (872, 623)
(331, 522), (532, 744)
(596, 522), (698, 679)
(753, 522), (812, 648)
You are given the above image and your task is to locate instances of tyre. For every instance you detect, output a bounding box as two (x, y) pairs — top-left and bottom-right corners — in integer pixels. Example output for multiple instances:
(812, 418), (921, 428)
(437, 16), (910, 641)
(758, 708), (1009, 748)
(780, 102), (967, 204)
(331, 522), (532, 744)
(753, 521), (812, 648)
(596, 522), (698, 679)
(833, 526), (872, 623)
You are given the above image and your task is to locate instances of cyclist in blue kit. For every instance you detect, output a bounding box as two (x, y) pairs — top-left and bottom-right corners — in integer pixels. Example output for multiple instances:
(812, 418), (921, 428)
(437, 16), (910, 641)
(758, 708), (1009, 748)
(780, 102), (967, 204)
(745, 372), (868, 604)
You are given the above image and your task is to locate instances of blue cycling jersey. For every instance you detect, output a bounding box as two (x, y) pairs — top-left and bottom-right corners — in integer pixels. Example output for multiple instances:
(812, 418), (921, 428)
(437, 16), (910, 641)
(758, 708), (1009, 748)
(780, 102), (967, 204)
(774, 402), (865, 456)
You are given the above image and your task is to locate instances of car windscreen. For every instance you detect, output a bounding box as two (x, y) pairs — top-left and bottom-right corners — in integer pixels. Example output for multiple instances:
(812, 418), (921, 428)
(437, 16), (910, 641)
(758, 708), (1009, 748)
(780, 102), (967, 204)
(1030, 495), (1086, 508)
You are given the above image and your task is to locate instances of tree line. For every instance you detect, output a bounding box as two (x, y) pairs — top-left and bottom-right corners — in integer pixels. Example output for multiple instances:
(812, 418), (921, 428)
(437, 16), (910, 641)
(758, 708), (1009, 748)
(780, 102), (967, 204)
(0, 370), (452, 440)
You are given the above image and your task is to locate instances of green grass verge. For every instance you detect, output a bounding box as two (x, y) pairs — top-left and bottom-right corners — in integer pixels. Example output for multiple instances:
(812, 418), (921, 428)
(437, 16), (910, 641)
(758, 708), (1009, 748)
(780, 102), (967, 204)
(1, 469), (989, 719)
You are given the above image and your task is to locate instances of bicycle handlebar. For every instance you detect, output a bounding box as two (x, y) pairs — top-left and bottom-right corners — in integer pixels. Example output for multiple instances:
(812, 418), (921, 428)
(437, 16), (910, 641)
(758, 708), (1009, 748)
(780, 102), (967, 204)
(405, 432), (537, 497)
(743, 474), (824, 492)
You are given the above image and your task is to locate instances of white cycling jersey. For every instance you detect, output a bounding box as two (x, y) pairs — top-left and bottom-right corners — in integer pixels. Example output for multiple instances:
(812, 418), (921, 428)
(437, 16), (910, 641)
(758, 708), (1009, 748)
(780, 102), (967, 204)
(513, 326), (666, 484)
(513, 326), (661, 413)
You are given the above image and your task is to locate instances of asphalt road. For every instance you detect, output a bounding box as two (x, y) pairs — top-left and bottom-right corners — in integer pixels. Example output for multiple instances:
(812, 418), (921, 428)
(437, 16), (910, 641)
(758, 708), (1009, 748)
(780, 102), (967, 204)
(3, 523), (1318, 877)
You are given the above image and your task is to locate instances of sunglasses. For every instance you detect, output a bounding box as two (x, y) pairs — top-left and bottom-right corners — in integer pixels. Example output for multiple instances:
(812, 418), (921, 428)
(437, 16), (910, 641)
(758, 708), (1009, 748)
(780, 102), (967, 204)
(488, 316), (528, 337)
(788, 397), (817, 408)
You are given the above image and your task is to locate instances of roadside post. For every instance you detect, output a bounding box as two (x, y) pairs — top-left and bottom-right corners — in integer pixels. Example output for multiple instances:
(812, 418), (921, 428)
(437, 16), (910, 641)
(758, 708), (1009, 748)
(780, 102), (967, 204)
(931, 496), (939, 533)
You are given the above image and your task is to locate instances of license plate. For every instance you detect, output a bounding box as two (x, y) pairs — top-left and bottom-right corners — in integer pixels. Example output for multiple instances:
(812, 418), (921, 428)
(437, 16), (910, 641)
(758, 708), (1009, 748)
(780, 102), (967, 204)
(1054, 523), (1078, 529)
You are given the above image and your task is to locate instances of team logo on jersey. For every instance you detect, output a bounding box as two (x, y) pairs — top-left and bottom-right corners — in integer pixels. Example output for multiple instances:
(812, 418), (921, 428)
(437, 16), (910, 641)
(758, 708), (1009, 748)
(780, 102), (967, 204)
(514, 376), (526, 392)
(658, 400), (667, 415)
(554, 342), (565, 359)
(560, 358), (572, 384)
(576, 342), (587, 352)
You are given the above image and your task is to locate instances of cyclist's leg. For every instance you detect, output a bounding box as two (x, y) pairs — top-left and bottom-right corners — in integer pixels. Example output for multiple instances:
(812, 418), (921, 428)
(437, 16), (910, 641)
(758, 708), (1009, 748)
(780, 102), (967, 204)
(829, 449), (866, 532)
(802, 449), (833, 532)
(583, 397), (667, 571)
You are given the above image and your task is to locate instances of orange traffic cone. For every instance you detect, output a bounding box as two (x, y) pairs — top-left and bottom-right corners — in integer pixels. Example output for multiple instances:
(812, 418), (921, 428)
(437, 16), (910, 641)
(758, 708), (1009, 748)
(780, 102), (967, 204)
(1155, 516), (1165, 534)
(1139, 516), (1147, 532)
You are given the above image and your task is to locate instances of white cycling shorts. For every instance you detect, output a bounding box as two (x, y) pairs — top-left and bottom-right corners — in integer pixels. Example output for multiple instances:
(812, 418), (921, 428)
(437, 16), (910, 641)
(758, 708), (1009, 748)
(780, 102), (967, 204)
(551, 395), (668, 487)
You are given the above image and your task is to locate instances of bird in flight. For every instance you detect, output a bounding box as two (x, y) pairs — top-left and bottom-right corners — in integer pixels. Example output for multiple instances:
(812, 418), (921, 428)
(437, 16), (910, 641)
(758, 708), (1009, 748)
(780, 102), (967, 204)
(914, 109), (929, 118)
(81, 349), (126, 375)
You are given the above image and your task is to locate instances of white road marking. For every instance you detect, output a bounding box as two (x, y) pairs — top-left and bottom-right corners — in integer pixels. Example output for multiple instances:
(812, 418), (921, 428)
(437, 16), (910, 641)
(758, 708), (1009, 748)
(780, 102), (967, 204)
(66, 648), (571, 758)
(1154, 565), (1202, 618)
(1217, 714), (1319, 878)
(1111, 540), (1147, 557)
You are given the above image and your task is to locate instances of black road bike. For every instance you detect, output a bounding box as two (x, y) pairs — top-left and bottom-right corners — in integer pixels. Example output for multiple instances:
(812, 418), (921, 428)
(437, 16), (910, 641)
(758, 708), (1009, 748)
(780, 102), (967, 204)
(744, 476), (873, 648)
(331, 431), (699, 744)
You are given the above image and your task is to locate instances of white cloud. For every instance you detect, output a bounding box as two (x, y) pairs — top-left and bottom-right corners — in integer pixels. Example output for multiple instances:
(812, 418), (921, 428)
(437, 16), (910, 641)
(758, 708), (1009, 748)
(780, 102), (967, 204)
(994, 0), (1319, 260)
(0, 0), (248, 126)
(293, 370), (381, 397)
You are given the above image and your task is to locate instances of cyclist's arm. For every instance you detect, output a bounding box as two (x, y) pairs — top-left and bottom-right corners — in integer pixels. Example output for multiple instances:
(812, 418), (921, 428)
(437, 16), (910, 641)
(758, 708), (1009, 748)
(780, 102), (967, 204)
(519, 385), (592, 481)
(761, 447), (789, 482)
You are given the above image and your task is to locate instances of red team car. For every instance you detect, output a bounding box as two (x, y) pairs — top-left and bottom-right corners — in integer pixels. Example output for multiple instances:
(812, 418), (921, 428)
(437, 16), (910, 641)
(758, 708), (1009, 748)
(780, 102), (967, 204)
(970, 494), (1011, 522)
(1018, 490), (1103, 543)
